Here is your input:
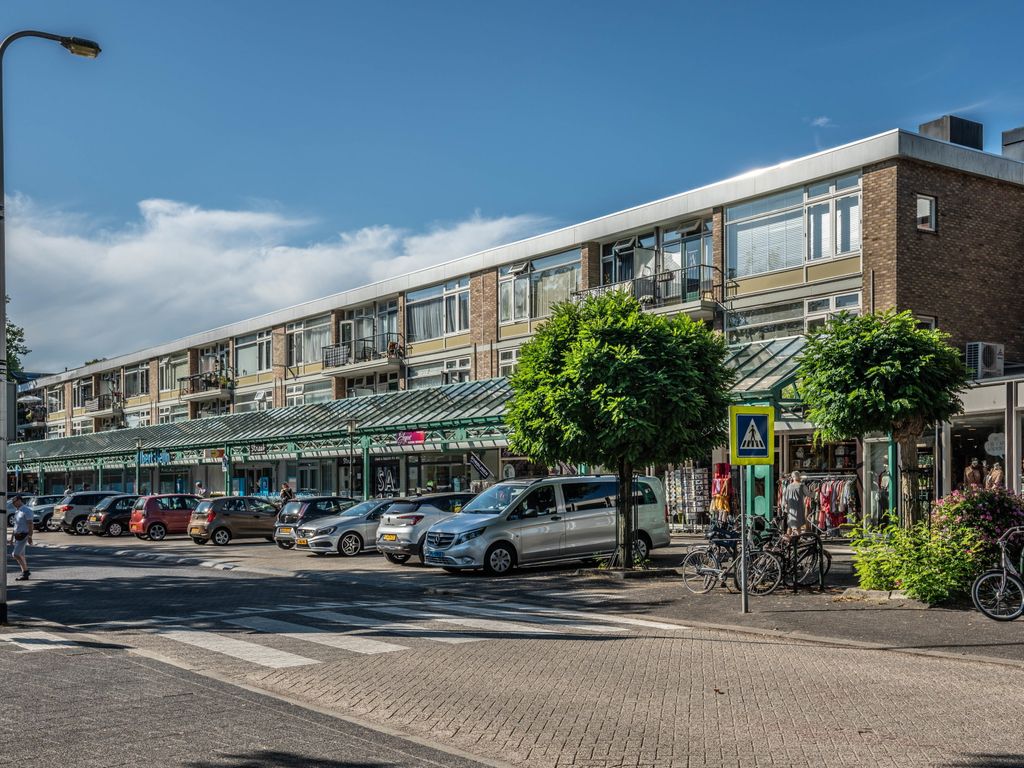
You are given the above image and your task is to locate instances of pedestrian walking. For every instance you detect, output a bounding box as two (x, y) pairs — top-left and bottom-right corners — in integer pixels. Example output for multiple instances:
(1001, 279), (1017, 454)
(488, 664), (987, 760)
(8, 495), (33, 581)
(279, 483), (294, 504)
(782, 471), (808, 536)
(195, 481), (210, 498)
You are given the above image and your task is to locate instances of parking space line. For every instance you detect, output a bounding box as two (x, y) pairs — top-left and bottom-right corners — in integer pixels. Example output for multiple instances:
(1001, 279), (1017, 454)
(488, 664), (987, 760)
(301, 610), (480, 644)
(226, 616), (408, 655)
(154, 627), (319, 668)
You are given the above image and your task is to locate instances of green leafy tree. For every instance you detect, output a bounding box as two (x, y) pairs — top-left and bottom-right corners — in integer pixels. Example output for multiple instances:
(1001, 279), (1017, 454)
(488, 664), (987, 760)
(796, 310), (969, 525)
(506, 291), (733, 568)
(5, 296), (29, 376)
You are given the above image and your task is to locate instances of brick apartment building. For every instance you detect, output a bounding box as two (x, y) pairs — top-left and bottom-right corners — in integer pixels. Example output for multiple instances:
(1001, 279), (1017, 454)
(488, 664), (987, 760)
(12, 115), (1024, 523)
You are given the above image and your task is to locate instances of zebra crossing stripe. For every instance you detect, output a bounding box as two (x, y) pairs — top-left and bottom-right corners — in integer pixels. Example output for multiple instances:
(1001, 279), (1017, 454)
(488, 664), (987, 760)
(226, 616), (408, 655)
(421, 599), (629, 634)
(300, 610), (480, 645)
(364, 605), (558, 635)
(495, 601), (689, 631)
(154, 627), (319, 668)
(1, 630), (81, 652)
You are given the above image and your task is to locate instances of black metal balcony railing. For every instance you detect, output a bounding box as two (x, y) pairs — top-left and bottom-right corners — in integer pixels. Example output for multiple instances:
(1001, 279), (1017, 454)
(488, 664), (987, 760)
(573, 265), (725, 308)
(85, 393), (120, 413)
(179, 371), (234, 398)
(323, 332), (405, 369)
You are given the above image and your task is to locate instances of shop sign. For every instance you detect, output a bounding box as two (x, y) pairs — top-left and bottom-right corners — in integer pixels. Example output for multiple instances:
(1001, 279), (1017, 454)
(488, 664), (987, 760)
(729, 405), (774, 466)
(467, 452), (491, 479)
(249, 444), (268, 456)
(139, 450), (172, 466)
(204, 448), (225, 460)
(374, 459), (400, 495)
(396, 430), (427, 446)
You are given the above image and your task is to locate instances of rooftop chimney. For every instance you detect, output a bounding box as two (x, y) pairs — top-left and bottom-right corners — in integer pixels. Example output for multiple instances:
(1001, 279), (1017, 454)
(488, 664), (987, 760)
(918, 115), (984, 150)
(1002, 126), (1024, 161)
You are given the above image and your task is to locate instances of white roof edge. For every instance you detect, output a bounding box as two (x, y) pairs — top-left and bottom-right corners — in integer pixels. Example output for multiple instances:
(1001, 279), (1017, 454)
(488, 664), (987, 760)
(35, 128), (1024, 388)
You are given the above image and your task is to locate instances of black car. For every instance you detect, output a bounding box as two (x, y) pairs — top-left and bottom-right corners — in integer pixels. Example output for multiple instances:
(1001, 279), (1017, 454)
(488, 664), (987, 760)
(85, 494), (141, 537)
(273, 496), (358, 549)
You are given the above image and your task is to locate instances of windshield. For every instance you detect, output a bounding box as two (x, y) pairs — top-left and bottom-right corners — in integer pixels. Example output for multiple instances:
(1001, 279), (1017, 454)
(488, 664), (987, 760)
(459, 483), (528, 514)
(94, 496), (117, 512)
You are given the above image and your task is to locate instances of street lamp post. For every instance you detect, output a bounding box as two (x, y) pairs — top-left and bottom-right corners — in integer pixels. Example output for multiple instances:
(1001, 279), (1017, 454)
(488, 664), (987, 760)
(0, 30), (100, 626)
(135, 439), (143, 494)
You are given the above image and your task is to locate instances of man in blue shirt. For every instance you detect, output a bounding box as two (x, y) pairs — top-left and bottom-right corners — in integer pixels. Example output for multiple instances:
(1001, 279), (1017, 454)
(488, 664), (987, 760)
(9, 495), (32, 580)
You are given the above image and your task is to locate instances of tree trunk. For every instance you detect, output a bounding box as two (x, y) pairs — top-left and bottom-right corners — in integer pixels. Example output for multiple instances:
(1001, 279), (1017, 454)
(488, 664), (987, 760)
(897, 433), (922, 527)
(618, 458), (634, 570)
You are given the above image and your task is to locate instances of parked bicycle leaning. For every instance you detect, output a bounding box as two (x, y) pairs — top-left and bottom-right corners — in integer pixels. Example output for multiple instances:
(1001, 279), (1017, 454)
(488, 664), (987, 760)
(972, 526), (1024, 621)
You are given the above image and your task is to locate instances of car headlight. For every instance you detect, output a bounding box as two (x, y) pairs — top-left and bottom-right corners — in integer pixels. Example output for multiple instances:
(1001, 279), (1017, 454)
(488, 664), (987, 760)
(454, 527), (486, 545)
(314, 526), (337, 537)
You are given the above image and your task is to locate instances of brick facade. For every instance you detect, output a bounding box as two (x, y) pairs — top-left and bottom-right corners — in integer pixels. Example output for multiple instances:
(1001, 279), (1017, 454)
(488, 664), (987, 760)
(271, 326), (287, 407)
(470, 271), (499, 379)
(861, 161), (898, 313)
(580, 241), (601, 289)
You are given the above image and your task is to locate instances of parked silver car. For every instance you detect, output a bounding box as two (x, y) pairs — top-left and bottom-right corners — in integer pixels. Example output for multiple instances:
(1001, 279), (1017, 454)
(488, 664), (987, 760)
(375, 493), (475, 565)
(422, 476), (670, 575)
(295, 498), (396, 557)
(28, 495), (66, 531)
(274, 496), (357, 549)
(53, 491), (120, 535)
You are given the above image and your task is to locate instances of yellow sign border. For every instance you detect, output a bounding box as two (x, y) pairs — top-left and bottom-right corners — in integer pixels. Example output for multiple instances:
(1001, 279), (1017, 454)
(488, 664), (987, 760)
(729, 405), (775, 466)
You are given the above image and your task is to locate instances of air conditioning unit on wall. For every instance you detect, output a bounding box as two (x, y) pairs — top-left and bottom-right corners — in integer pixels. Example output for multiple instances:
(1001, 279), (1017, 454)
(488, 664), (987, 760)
(966, 342), (1005, 380)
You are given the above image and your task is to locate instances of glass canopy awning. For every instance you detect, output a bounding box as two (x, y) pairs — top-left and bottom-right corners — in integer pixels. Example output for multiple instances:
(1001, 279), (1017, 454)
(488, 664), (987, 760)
(725, 335), (807, 402)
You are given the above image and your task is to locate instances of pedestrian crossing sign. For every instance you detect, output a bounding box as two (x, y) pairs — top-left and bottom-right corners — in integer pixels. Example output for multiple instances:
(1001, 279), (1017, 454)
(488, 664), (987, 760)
(729, 405), (775, 465)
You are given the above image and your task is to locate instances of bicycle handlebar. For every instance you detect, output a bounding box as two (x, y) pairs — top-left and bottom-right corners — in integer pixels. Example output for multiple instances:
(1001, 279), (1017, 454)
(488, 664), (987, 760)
(998, 526), (1024, 544)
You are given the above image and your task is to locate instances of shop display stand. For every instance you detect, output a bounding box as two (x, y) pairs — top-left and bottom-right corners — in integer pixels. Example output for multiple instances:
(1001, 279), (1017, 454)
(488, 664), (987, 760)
(666, 462), (709, 533)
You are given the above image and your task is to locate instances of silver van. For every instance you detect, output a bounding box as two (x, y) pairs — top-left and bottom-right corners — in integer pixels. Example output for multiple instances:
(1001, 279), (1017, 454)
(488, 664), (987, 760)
(422, 476), (669, 575)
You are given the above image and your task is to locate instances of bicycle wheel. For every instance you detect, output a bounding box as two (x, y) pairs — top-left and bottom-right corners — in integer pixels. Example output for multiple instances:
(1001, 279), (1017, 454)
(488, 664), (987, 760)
(681, 548), (719, 594)
(745, 551), (783, 595)
(972, 570), (1024, 621)
(793, 547), (824, 585)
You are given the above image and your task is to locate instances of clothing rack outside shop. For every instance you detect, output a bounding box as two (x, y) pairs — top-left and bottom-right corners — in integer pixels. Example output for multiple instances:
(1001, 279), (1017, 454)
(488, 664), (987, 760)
(779, 472), (860, 539)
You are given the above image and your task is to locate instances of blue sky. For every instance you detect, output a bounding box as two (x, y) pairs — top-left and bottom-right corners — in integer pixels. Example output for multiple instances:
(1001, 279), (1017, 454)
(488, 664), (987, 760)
(4, 1), (1023, 368)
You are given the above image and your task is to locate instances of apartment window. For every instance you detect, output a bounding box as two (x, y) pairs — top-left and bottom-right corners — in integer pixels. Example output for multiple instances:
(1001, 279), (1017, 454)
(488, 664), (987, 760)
(47, 385), (65, 413)
(346, 372), (399, 398)
(499, 348), (521, 377)
(200, 343), (230, 373)
(124, 364), (150, 398)
(125, 410), (151, 429)
(600, 233), (655, 285)
(235, 331), (272, 376)
(917, 195), (937, 231)
(805, 292), (862, 332)
(499, 249), (581, 324)
(196, 401), (230, 419)
(726, 174), (861, 278)
(158, 404), (188, 424)
(72, 418), (94, 436)
(727, 301), (805, 344)
(72, 378), (93, 409)
(445, 357), (471, 384)
(47, 423), (66, 439)
(286, 379), (332, 407)
(407, 356), (471, 390)
(159, 355), (188, 392)
(406, 279), (469, 342)
(234, 389), (272, 413)
(287, 316), (330, 366)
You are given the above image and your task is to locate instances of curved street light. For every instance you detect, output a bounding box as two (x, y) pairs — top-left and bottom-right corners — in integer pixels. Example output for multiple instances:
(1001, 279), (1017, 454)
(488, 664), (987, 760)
(0, 30), (101, 625)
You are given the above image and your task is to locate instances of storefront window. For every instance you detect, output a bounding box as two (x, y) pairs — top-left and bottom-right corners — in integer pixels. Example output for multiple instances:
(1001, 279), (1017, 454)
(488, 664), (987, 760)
(406, 454), (471, 493)
(951, 415), (1006, 491)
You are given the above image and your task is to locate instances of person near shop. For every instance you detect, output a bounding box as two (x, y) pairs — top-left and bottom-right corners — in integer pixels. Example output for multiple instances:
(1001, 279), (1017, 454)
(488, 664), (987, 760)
(8, 495), (33, 581)
(986, 462), (1005, 490)
(963, 458), (984, 489)
(195, 481), (210, 498)
(782, 472), (808, 536)
(279, 483), (295, 504)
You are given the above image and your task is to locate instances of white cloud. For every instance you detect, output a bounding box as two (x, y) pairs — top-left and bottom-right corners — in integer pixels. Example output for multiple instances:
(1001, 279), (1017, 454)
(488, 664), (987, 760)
(810, 116), (835, 128)
(5, 195), (548, 371)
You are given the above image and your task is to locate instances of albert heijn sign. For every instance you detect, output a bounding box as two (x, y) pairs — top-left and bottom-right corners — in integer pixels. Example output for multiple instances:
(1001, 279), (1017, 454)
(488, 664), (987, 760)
(728, 405), (775, 466)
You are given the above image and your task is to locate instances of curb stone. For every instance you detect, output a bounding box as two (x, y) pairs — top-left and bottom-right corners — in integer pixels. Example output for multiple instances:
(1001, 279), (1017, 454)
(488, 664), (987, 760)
(839, 587), (930, 608)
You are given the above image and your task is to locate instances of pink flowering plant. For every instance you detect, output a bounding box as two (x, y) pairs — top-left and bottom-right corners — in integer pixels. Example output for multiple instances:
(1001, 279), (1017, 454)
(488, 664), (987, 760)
(930, 487), (1024, 563)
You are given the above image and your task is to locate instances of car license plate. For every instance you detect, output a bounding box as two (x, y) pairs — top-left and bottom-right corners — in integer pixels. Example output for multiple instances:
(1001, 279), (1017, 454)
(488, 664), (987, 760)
(279, 527), (293, 535)
(189, 527), (203, 535)
(382, 533), (397, 541)
(296, 538), (308, 546)
(89, 515), (99, 521)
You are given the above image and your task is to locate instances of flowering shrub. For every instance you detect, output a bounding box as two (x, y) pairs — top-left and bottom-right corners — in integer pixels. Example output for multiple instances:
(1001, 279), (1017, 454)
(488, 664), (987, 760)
(851, 522), (985, 605)
(930, 487), (1024, 564)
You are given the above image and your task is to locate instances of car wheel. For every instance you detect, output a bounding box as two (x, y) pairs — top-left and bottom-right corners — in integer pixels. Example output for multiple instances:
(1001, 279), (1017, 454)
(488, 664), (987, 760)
(483, 543), (515, 576)
(276, 540), (294, 549)
(74, 518), (90, 536)
(42, 515), (56, 532)
(384, 552), (410, 565)
(106, 521), (125, 538)
(338, 532), (362, 557)
(633, 533), (651, 562)
(211, 528), (231, 546)
(147, 523), (167, 541)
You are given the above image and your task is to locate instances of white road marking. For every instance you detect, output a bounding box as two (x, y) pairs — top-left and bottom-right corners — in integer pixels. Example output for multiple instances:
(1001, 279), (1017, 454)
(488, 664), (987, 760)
(420, 599), (629, 634)
(1, 630), (81, 652)
(154, 627), (318, 668)
(493, 601), (689, 631)
(301, 610), (480, 644)
(227, 616), (408, 655)
(364, 605), (558, 635)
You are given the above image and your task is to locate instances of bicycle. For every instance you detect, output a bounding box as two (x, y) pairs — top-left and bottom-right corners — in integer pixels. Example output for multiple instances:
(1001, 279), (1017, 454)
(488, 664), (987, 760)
(971, 526), (1024, 621)
(681, 522), (783, 595)
(753, 520), (831, 589)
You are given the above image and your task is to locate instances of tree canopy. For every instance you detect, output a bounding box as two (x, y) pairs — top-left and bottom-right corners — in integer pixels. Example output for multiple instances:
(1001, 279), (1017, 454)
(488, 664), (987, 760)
(506, 291), (733, 565)
(6, 296), (29, 376)
(796, 309), (969, 522)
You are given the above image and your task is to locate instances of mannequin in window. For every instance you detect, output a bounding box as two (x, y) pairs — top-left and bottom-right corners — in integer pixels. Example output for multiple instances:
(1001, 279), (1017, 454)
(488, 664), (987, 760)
(963, 458), (984, 489)
(986, 462), (1005, 490)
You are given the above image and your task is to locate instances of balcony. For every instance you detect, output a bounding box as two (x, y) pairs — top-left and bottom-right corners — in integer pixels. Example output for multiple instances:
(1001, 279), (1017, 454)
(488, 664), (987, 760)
(573, 265), (725, 321)
(84, 393), (123, 418)
(322, 333), (405, 377)
(179, 371), (234, 403)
